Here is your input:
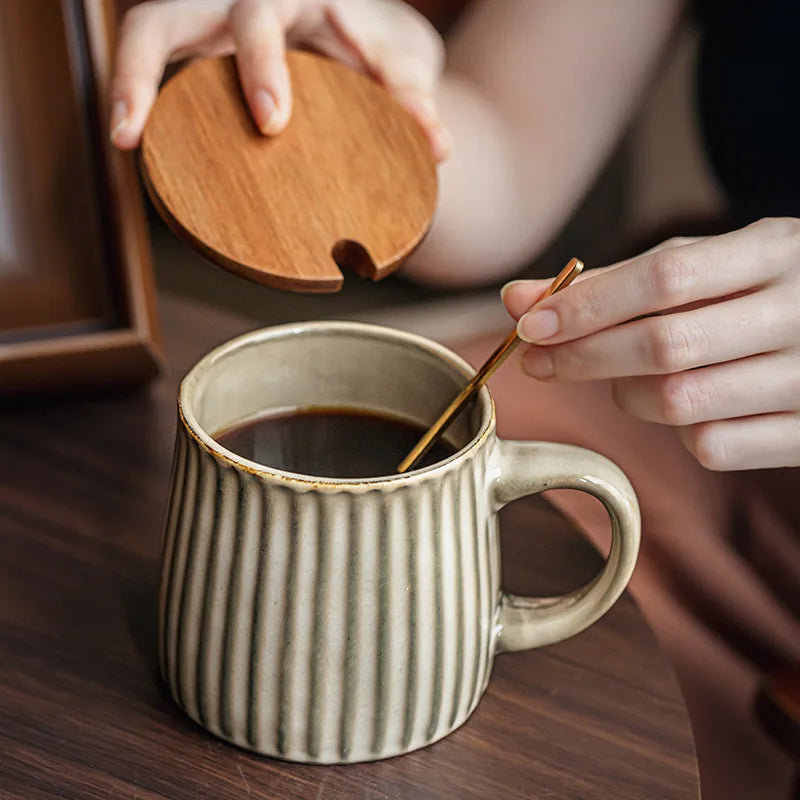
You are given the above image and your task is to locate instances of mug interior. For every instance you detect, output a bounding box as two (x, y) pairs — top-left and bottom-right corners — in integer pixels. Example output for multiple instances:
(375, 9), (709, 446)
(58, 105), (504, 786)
(180, 321), (493, 478)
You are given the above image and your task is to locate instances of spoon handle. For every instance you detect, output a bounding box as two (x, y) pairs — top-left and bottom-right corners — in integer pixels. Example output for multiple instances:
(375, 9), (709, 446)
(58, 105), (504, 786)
(397, 258), (583, 474)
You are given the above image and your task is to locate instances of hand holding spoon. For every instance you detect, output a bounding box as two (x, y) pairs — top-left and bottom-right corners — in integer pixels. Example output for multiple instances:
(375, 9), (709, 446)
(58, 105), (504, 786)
(397, 257), (584, 473)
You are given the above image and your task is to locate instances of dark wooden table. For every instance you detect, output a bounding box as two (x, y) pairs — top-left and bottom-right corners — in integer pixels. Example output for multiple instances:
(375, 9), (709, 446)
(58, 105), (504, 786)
(0, 294), (700, 799)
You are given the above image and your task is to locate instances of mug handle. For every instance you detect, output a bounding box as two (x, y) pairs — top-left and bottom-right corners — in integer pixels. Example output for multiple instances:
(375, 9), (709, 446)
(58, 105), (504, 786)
(493, 440), (641, 653)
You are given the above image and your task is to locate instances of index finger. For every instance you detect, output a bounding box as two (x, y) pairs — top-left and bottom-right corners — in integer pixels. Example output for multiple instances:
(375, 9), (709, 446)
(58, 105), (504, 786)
(517, 222), (786, 345)
(111, 0), (230, 149)
(502, 261), (619, 320)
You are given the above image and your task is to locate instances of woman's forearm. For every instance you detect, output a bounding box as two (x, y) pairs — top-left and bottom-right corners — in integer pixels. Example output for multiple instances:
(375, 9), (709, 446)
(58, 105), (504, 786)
(404, 0), (685, 288)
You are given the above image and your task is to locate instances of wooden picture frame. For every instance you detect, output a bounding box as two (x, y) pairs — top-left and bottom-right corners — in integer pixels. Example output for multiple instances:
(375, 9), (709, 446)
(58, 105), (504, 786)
(0, 0), (162, 395)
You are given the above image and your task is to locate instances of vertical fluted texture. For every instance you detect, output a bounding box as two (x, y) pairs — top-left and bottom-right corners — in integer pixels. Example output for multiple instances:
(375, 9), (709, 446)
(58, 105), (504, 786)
(158, 425), (498, 763)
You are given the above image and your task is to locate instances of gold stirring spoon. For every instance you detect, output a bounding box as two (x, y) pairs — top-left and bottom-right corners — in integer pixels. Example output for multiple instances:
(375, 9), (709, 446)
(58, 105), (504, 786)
(397, 257), (584, 474)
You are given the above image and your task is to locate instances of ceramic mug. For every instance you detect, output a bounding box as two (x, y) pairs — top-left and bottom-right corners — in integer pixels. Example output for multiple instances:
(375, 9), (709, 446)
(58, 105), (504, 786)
(158, 321), (640, 764)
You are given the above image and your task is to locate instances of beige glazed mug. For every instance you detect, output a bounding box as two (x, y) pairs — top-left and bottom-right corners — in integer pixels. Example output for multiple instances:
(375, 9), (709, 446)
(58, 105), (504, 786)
(158, 321), (640, 764)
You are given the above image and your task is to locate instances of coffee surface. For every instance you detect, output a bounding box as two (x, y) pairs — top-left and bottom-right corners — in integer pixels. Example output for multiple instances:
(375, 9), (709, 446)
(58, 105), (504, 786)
(214, 408), (458, 478)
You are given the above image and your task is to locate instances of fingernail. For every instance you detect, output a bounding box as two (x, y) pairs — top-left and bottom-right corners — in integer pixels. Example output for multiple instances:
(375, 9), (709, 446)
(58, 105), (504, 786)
(517, 309), (559, 343)
(252, 88), (277, 134)
(110, 99), (128, 143)
(522, 347), (554, 380)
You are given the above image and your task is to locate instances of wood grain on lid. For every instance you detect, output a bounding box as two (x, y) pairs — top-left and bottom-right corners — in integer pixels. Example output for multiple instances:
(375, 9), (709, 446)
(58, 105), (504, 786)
(141, 52), (438, 293)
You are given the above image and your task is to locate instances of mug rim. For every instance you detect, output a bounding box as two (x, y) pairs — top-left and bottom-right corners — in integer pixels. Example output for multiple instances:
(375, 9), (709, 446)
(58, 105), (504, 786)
(178, 320), (496, 487)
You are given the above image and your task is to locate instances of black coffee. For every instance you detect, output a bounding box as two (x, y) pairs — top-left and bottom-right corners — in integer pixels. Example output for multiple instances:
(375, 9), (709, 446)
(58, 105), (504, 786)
(214, 408), (458, 478)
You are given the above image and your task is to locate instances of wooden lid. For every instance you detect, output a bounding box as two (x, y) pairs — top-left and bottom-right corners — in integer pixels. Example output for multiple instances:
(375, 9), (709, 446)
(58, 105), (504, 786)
(141, 52), (438, 293)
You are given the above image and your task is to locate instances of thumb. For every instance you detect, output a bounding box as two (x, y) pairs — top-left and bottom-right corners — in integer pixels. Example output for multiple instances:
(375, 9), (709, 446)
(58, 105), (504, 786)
(500, 279), (552, 320)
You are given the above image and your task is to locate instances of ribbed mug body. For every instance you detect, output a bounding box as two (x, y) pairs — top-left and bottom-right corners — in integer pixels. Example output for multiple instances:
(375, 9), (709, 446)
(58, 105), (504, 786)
(158, 322), (499, 763)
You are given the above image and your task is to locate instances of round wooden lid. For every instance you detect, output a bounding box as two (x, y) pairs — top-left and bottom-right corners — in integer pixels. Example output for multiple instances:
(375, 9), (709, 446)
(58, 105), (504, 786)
(141, 52), (438, 293)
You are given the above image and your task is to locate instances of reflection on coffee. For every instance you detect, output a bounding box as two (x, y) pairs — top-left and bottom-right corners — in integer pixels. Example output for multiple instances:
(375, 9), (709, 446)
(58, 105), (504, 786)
(214, 407), (458, 478)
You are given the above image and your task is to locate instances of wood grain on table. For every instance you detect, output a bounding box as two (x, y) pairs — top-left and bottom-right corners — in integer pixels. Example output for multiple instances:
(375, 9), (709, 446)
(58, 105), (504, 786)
(0, 294), (699, 799)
